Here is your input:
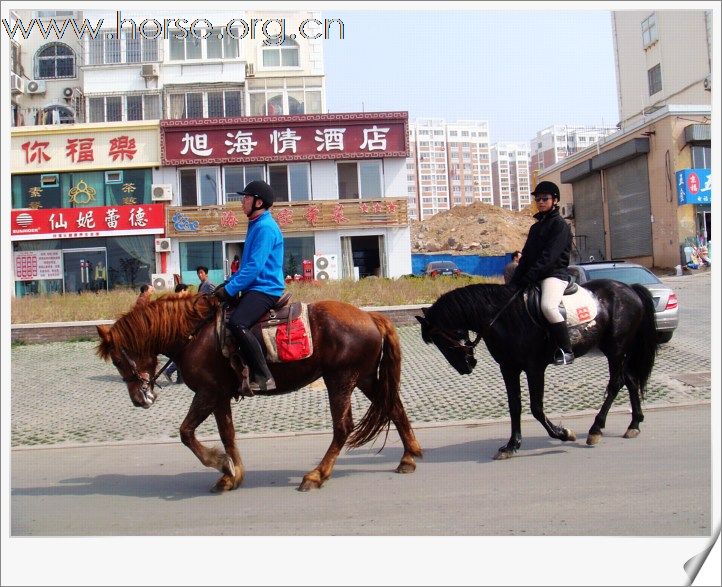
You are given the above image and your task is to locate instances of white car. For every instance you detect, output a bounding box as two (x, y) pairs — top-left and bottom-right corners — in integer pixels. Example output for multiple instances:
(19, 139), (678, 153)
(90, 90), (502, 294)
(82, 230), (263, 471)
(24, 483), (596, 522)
(567, 261), (679, 343)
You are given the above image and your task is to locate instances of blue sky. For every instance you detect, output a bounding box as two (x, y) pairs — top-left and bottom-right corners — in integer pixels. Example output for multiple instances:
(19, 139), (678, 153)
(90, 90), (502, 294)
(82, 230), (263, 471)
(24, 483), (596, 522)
(322, 9), (619, 144)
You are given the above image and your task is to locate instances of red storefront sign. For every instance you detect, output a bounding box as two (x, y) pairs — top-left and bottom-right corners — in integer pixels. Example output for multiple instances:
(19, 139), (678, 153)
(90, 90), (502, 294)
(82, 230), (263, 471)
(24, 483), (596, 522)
(11, 204), (165, 241)
(161, 112), (409, 165)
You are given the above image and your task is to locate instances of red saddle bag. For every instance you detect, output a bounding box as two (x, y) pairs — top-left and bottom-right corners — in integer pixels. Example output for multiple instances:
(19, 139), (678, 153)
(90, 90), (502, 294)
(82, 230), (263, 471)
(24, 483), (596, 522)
(276, 318), (311, 362)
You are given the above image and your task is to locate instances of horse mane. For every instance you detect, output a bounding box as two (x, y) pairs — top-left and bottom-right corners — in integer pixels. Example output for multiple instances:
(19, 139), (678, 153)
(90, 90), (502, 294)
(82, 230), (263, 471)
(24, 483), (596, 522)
(96, 293), (219, 359)
(427, 284), (526, 333)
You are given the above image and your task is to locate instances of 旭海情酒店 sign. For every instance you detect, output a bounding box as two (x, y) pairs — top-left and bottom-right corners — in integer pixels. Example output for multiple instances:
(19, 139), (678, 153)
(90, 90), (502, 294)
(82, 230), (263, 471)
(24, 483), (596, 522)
(161, 112), (409, 166)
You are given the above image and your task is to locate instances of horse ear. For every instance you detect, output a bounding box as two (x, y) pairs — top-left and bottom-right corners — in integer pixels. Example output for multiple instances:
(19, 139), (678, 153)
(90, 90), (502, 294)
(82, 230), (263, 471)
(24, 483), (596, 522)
(415, 315), (427, 326)
(96, 324), (111, 343)
(421, 307), (428, 316)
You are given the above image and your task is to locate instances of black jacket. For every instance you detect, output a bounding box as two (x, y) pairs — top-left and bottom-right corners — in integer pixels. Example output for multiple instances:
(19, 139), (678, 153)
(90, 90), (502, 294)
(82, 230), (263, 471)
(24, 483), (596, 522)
(509, 207), (572, 287)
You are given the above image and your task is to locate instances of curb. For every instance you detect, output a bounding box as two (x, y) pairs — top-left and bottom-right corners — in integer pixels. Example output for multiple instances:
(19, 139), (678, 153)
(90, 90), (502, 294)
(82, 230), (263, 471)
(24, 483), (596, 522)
(10, 399), (711, 452)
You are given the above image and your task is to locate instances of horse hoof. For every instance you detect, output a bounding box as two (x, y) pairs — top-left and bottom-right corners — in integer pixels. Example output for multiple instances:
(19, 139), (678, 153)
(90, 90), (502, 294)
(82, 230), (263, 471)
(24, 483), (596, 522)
(211, 476), (235, 493)
(297, 479), (321, 492)
(564, 429), (577, 442)
(221, 456), (236, 478)
(493, 450), (513, 460)
(623, 428), (640, 439)
(396, 462), (416, 474)
(586, 433), (602, 446)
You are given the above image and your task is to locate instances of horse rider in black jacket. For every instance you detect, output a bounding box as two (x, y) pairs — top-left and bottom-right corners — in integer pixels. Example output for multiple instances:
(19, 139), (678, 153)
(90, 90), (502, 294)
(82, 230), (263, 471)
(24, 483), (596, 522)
(508, 181), (574, 365)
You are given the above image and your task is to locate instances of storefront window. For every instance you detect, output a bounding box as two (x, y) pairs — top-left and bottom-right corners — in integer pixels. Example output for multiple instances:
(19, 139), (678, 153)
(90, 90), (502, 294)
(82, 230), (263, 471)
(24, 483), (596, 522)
(12, 168), (153, 209)
(283, 236), (314, 277)
(179, 241), (224, 286)
(12, 235), (154, 296)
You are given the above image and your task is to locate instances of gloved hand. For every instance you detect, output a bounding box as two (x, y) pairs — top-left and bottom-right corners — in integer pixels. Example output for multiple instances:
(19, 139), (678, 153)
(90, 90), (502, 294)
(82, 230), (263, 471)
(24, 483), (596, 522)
(214, 285), (231, 303)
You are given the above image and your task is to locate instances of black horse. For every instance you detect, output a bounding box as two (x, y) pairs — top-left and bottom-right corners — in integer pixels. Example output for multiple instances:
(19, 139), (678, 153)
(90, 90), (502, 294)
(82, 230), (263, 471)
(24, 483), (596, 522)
(416, 280), (658, 459)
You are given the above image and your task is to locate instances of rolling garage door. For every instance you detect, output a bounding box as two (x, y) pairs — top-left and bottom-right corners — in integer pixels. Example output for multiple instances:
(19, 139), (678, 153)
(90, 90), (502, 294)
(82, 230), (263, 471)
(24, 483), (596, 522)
(604, 155), (652, 259)
(571, 173), (605, 262)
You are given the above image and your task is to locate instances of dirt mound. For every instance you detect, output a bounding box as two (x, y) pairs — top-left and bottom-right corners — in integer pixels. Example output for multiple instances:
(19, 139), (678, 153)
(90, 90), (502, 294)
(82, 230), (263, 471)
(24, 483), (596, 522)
(411, 202), (536, 255)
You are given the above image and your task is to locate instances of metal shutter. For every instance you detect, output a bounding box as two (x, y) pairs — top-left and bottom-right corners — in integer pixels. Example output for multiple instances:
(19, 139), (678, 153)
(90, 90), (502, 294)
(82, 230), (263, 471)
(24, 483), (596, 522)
(604, 156), (652, 258)
(571, 173), (606, 262)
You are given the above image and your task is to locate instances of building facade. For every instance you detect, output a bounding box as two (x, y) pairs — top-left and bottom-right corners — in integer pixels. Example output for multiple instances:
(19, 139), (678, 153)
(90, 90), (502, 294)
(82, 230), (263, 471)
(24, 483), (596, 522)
(612, 9), (712, 130)
(490, 143), (531, 211)
(529, 124), (617, 174)
(9, 8), (412, 296)
(535, 9), (713, 269)
(538, 107), (711, 269)
(406, 119), (493, 220)
(11, 120), (164, 296)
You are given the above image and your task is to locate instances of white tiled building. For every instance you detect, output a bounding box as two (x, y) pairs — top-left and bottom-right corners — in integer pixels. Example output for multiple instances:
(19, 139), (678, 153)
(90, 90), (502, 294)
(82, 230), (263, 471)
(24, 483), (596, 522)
(490, 143), (531, 211)
(406, 119), (493, 221)
(529, 125), (617, 174)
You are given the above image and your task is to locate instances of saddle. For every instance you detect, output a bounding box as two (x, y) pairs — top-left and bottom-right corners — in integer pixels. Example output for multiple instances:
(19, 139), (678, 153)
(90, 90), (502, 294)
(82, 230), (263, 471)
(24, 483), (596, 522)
(217, 293), (313, 398)
(523, 280), (598, 329)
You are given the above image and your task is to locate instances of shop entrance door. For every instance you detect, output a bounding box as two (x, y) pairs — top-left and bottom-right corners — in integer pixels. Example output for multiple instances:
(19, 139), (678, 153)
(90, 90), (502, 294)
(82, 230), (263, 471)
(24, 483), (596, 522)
(63, 248), (107, 293)
(222, 240), (245, 279)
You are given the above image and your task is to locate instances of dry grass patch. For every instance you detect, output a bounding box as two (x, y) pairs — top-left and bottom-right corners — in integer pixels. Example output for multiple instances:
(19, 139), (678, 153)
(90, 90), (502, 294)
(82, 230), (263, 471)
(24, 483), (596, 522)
(12, 276), (499, 324)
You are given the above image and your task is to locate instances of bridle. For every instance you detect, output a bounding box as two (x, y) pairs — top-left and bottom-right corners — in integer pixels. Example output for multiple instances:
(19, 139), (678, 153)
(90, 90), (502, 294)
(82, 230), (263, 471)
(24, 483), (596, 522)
(117, 298), (218, 389)
(425, 289), (522, 355)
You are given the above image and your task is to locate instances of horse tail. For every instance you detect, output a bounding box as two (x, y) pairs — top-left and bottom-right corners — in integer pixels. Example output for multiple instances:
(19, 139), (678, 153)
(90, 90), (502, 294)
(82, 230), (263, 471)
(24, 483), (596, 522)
(347, 312), (405, 450)
(626, 284), (659, 398)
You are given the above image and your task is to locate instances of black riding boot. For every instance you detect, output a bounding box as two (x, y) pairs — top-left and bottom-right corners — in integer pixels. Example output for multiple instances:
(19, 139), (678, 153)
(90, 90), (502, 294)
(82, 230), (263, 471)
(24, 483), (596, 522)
(237, 328), (277, 392)
(549, 322), (574, 365)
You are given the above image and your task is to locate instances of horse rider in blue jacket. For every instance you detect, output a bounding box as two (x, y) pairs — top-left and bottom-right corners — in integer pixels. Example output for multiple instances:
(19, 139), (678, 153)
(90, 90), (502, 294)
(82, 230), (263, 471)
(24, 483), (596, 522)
(508, 181), (574, 365)
(214, 180), (285, 393)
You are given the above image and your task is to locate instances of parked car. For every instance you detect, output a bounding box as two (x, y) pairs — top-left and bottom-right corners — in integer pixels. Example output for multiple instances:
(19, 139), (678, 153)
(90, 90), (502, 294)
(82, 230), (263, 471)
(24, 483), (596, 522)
(424, 261), (463, 277)
(567, 261), (678, 343)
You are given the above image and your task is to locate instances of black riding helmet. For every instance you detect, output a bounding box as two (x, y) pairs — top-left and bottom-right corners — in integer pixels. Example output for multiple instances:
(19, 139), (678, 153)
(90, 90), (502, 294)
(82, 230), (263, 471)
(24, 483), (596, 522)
(238, 180), (274, 209)
(531, 180), (560, 201)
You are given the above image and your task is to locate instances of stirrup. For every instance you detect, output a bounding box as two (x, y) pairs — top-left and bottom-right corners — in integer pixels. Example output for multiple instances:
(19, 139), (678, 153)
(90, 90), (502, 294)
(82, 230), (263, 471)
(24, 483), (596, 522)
(553, 350), (574, 366)
(250, 375), (277, 392)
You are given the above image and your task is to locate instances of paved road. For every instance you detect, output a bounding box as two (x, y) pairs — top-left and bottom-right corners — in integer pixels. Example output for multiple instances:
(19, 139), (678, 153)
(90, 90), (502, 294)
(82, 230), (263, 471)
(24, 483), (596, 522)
(10, 404), (712, 536)
(10, 272), (711, 446)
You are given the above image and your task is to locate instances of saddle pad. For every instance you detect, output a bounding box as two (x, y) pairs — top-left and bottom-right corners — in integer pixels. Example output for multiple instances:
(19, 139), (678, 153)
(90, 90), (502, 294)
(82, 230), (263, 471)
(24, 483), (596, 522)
(261, 303), (313, 363)
(561, 287), (598, 327)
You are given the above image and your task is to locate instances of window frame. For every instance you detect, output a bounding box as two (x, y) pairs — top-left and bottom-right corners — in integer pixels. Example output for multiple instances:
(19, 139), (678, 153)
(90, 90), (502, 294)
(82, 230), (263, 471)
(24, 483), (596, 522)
(87, 94), (161, 123)
(641, 13), (658, 48)
(261, 38), (300, 69)
(247, 77), (322, 116)
(167, 89), (244, 119)
(268, 163), (311, 202)
(337, 160), (384, 199)
(169, 27), (241, 62)
(178, 167), (221, 206)
(648, 63), (662, 96)
(35, 42), (76, 80)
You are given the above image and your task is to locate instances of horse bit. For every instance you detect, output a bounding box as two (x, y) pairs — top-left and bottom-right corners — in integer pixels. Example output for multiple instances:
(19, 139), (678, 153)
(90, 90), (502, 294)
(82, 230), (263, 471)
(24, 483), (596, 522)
(118, 299), (218, 389)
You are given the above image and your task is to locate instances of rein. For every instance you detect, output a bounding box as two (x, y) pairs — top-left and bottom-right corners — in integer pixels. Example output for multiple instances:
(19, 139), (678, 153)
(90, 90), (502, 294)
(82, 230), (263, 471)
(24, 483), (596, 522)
(121, 299), (218, 389)
(429, 288), (521, 351)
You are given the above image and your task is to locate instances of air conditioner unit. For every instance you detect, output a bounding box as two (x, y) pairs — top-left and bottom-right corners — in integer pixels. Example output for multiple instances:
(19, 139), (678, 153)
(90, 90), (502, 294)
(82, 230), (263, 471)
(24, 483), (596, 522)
(151, 273), (175, 292)
(314, 254), (339, 281)
(560, 203), (574, 219)
(141, 63), (159, 78)
(62, 86), (74, 98)
(26, 79), (46, 95)
(245, 63), (255, 77)
(10, 72), (24, 94)
(155, 238), (172, 253)
(151, 184), (172, 201)
(703, 75), (711, 91)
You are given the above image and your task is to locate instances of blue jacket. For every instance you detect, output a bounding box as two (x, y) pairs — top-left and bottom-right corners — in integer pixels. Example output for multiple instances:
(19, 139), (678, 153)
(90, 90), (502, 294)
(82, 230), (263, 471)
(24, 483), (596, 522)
(225, 211), (285, 298)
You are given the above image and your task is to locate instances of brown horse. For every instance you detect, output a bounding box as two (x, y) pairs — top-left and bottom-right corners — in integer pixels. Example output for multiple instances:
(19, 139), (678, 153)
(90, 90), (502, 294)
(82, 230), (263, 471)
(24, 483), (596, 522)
(96, 293), (422, 493)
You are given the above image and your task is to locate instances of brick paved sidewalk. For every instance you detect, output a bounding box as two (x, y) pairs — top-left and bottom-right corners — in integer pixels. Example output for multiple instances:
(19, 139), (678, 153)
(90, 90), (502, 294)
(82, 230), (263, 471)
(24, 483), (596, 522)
(11, 322), (710, 447)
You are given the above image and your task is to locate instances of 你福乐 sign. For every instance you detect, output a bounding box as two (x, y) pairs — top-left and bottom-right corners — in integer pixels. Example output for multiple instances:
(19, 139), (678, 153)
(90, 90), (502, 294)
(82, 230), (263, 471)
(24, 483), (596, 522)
(13, 250), (63, 281)
(161, 112), (409, 166)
